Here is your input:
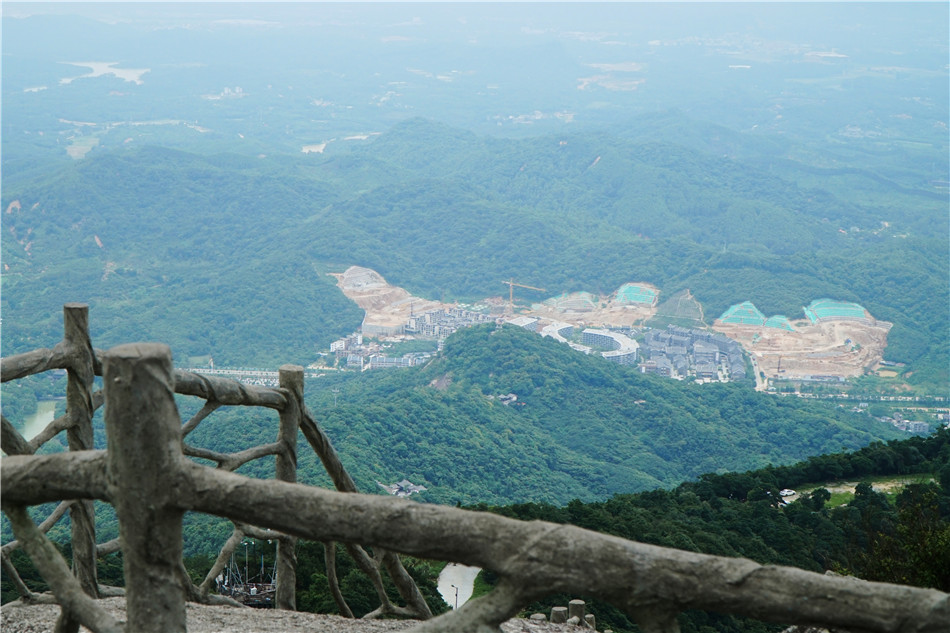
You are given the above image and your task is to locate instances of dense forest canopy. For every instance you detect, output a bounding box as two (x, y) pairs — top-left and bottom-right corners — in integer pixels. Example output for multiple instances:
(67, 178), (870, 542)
(474, 428), (950, 633)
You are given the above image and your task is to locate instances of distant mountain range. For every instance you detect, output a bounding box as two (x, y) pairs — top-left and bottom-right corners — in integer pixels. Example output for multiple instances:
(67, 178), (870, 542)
(2, 115), (946, 391)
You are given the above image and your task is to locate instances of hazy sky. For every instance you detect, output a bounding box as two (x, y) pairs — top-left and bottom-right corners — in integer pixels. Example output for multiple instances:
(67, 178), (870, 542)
(3, 2), (947, 143)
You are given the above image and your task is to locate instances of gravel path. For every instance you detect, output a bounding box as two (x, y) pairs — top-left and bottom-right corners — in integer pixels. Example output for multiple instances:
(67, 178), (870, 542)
(1, 597), (589, 633)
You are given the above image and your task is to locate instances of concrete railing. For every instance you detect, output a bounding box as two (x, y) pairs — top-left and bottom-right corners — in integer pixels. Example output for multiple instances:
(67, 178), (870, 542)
(1, 304), (430, 630)
(2, 305), (948, 633)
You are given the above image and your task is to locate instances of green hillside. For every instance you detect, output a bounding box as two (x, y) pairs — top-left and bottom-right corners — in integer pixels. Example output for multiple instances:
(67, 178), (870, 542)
(133, 322), (910, 556)
(205, 324), (904, 508)
(0, 147), (364, 367)
(3, 115), (945, 389)
(476, 428), (950, 633)
(0, 321), (912, 560)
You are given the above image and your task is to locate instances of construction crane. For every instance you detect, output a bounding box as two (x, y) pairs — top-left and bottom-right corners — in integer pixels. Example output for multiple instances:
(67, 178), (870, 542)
(502, 279), (546, 315)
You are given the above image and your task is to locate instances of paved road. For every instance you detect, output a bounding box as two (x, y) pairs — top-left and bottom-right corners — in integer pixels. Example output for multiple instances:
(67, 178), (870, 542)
(437, 563), (481, 609)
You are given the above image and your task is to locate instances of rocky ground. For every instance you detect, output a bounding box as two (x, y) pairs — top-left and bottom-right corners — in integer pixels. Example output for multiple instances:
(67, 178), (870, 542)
(1, 597), (589, 633)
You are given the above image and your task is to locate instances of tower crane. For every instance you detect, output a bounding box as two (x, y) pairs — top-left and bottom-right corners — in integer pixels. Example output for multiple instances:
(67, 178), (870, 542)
(502, 279), (546, 316)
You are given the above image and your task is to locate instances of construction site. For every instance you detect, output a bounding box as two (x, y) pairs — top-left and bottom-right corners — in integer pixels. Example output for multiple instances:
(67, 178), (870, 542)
(328, 266), (443, 337)
(329, 267), (891, 383)
(524, 282), (661, 328)
(713, 300), (892, 383)
(330, 268), (662, 334)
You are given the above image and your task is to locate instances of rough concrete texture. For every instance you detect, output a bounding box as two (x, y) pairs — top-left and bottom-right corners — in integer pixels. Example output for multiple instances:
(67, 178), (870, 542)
(0, 597), (591, 633)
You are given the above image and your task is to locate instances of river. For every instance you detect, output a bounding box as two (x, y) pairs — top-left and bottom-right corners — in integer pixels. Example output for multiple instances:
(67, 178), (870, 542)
(20, 400), (57, 441)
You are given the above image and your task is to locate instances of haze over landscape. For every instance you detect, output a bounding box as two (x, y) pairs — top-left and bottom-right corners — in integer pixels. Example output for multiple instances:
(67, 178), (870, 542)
(1, 3), (948, 630)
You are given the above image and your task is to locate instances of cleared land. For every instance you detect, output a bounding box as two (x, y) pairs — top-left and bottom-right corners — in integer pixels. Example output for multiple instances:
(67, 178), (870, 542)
(713, 319), (891, 381)
(525, 291), (658, 328)
(330, 266), (442, 332)
(790, 475), (935, 506)
(330, 266), (890, 380)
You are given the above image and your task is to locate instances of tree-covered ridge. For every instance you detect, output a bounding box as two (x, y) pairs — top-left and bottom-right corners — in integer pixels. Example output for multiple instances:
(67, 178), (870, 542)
(0, 320), (910, 571)
(5, 415), (944, 633)
(260, 324), (905, 507)
(2, 113), (946, 388)
(0, 147), (364, 367)
(475, 428), (950, 633)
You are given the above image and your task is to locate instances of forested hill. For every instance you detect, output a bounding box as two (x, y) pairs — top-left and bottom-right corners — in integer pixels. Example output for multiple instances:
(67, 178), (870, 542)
(2, 113), (946, 388)
(477, 428), (950, 633)
(1, 146), (365, 368)
(286, 117), (946, 384)
(235, 324), (909, 507)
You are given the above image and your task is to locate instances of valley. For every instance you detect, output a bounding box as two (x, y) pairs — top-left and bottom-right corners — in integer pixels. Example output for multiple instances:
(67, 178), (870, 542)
(1, 112), (945, 393)
(0, 1), (944, 506)
(327, 265), (893, 389)
(1, 5), (948, 628)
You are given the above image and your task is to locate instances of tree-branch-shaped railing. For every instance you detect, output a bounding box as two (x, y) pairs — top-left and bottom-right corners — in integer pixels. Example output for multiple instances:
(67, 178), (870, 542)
(3, 305), (949, 633)
(1, 304), (431, 626)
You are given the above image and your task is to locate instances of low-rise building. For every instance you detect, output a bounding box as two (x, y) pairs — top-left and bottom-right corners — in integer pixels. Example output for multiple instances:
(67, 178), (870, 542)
(331, 333), (363, 354)
(508, 316), (540, 332)
(582, 328), (639, 365)
(671, 354), (689, 376)
(695, 361), (718, 380)
(693, 340), (720, 364)
(641, 356), (672, 377)
(727, 353), (747, 379)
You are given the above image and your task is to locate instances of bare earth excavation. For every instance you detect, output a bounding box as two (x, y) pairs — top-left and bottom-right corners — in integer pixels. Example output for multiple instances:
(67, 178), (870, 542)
(331, 266), (891, 384)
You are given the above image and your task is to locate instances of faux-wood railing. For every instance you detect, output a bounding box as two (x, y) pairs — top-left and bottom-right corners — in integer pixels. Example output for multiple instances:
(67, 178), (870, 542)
(2, 304), (947, 633)
(2, 304), (430, 630)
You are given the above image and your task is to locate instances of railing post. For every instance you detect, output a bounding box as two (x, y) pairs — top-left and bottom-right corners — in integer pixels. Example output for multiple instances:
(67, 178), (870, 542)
(568, 599), (586, 626)
(275, 364), (301, 610)
(103, 343), (186, 633)
(62, 304), (98, 599)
